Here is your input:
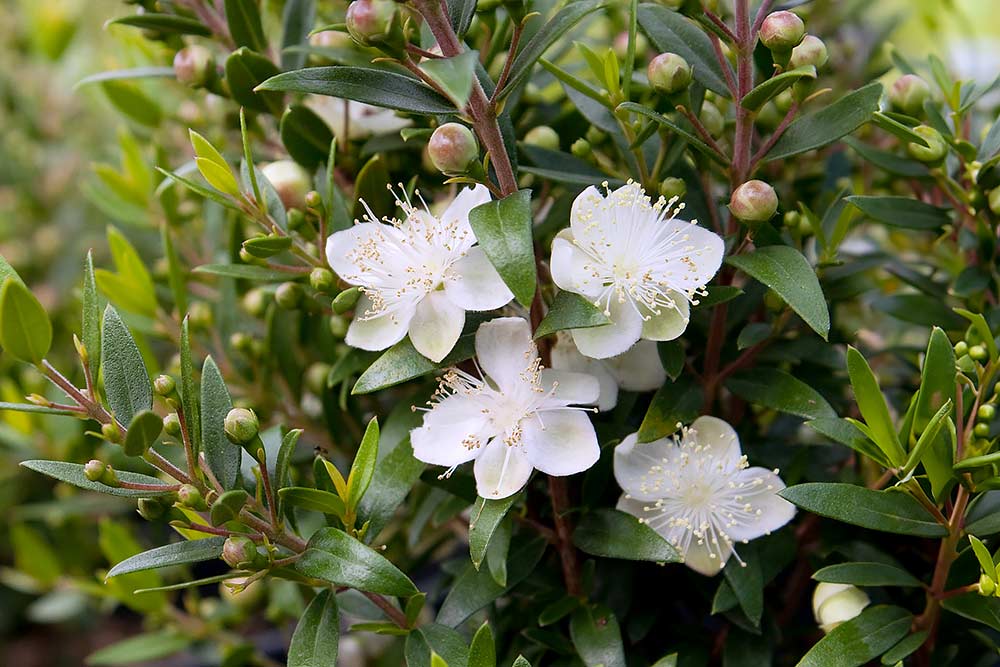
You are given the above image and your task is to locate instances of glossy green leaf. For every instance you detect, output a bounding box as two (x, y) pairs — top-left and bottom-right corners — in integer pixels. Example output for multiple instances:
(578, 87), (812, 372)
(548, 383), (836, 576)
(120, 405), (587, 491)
(779, 484), (947, 537)
(353, 334), (476, 394)
(294, 527), (418, 596)
(812, 562), (923, 587)
(276, 428), (303, 491)
(20, 460), (175, 498)
(846, 346), (906, 466)
(915, 327), (957, 432)
(405, 624), (469, 667)
(193, 264), (293, 282)
(225, 48), (283, 114)
(573, 508), (681, 563)
(880, 632), (928, 665)
(356, 439), (425, 539)
(468, 623), (496, 667)
(288, 589), (339, 667)
(469, 494), (519, 569)
(796, 605), (912, 667)
(100, 81), (162, 127)
(86, 631), (190, 666)
(106, 537), (225, 580)
(638, 377), (703, 442)
(281, 104), (334, 169)
(842, 136), (929, 178)
(201, 355), (241, 489)
(83, 251), (102, 379)
(533, 291), (611, 339)
(225, 0), (267, 52)
(726, 368), (836, 420)
(941, 594), (1000, 632)
(281, 0), (316, 70)
(347, 417), (379, 512)
(123, 410), (162, 457)
(636, 3), (731, 95)
(421, 50), (478, 108)
(242, 235), (294, 258)
(846, 195), (951, 230)
(723, 544), (763, 626)
(468, 190), (536, 308)
(279, 487), (346, 518)
(102, 305), (151, 423)
(741, 66), (817, 111)
(570, 605), (627, 667)
(0, 278), (52, 364)
(766, 83), (883, 161)
(109, 14), (211, 36)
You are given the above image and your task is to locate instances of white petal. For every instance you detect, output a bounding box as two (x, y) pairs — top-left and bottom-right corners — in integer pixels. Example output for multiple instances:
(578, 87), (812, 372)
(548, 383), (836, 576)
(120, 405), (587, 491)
(613, 432), (678, 501)
(680, 532), (732, 576)
(658, 218), (725, 293)
(569, 185), (607, 243)
(539, 369), (601, 405)
(689, 416), (742, 462)
(640, 293), (690, 341)
(522, 411), (599, 476)
(550, 235), (602, 298)
(551, 335), (619, 411)
(571, 297), (643, 359)
(475, 317), (536, 391)
(443, 184), (491, 233)
(725, 467), (795, 542)
(410, 395), (491, 467)
(345, 296), (414, 351)
(605, 339), (666, 393)
(445, 247), (514, 311)
(325, 224), (378, 284)
(408, 291), (465, 363)
(474, 438), (533, 499)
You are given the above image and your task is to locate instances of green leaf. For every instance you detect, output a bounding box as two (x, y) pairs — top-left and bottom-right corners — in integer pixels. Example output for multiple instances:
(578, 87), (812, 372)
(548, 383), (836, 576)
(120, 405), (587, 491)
(201, 356), (242, 489)
(106, 537), (226, 579)
(155, 167), (243, 211)
(281, 0), (317, 71)
(86, 631), (190, 666)
(766, 83), (883, 161)
(179, 317), (199, 452)
(258, 67), (455, 115)
(209, 489), (250, 526)
(570, 605), (627, 667)
(193, 264), (293, 282)
(288, 590), (339, 667)
(512, 658), (531, 667)
(636, 3), (731, 95)
(468, 623), (496, 667)
(871, 112), (930, 147)
(276, 428), (303, 491)
(281, 105), (334, 169)
(915, 328), (957, 432)
(843, 136), (929, 178)
(0, 402), (81, 416)
(161, 226), (188, 317)
(0, 279), (52, 364)
(20, 460), (175, 498)
(880, 632), (928, 665)
(726, 368), (835, 421)
(970, 535), (997, 580)
(467, 190), (536, 308)
(469, 494), (519, 569)
(279, 487), (346, 518)
(726, 245), (830, 340)
(225, 48), (283, 115)
(100, 81), (162, 127)
(83, 251), (102, 378)
(723, 544), (763, 627)
(846, 195), (951, 230)
(195, 157), (241, 196)
(102, 305), (152, 423)
(941, 594), (1000, 632)
(779, 484), (947, 537)
(638, 377), (703, 442)
(351, 154), (394, 224)
(294, 527), (418, 596)
(225, 0), (268, 52)
(353, 334), (476, 394)
(96, 227), (158, 319)
(109, 14), (211, 36)
(796, 605), (912, 667)
(123, 410), (162, 457)
(405, 625), (469, 667)
(812, 562), (923, 587)
(10, 523), (61, 585)
(242, 235), (294, 258)
(421, 50), (478, 108)
(573, 508), (681, 563)
(955, 308), (999, 362)
(846, 347), (906, 467)
(533, 291), (611, 339)
(741, 66), (817, 111)
(357, 439), (426, 540)
(446, 0), (476, 39)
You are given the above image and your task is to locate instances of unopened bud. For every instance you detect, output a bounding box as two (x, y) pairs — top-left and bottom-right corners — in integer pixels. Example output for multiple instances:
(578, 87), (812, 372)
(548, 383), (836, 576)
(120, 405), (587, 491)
(890, 74), (931, 117)
(586, 127), (606, 145)
(955, 340), (969, 357)
(178, 484), (206, 510)
(243, 288), (270, 317)
(310, 268), (335, 292)
(27, 394), (51, 407)
(647, 53), (692, 94)
(907, 126), (947, 163)
(812, 582), (869, 634)
(305, 190), (323, 209)
(163, 412), (182, 436)
(173, 45), (215, 88)
(978, 404), (996, 421)
(305, 363), (332, 394)
(222, 536), (260, 569)
(261, 161), (312, 210)
(287, 208), (306, 232)
(974, 422), (991, 437)
(275, 282), (304, 310)
(759, 11), (805, 52)
(329, 315), (349, 339)
(789, 35), (828, 69)
(700, 101), (724, 137)
(224, 407), (259, 446)
(524, 126), (560, 151)
(230, 332), (255, 356)
(428, 123), (479, 174)
(729, 180), (778, 221)
(345, 0), (396, 46)
(137, 497), (165, 521)
(659, 177), (686, 200)
(988, 186), (1000, 216)
(153, 374), (176, 397)
(332, 286), (361, 314)
(102, 421), (122, 443)
(981, 573), (997, 596)
(571, 138), (592, 159)
(188, 301), (213, 331)
(84, 459), (106, 482)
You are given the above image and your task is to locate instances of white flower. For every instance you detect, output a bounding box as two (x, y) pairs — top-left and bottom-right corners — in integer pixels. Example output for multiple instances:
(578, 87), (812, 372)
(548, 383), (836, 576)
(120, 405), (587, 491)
(613, 416), (794, 576)
(812, 582), (870, 633)
(306, 96), (412, 140)
(550, 332), (665, 411)
(550, 182), (724, 359)
(411, 317), (602, 499)
(326, 184), (513, 362)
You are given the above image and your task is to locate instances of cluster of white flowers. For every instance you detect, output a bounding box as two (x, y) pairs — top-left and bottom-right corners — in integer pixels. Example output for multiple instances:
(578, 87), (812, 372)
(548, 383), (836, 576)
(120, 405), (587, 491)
(326, 180), (794, 574)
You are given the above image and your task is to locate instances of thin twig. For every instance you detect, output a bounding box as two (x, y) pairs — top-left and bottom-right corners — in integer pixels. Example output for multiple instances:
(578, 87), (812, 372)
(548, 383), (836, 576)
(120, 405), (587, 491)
(703, 10), (738, 43)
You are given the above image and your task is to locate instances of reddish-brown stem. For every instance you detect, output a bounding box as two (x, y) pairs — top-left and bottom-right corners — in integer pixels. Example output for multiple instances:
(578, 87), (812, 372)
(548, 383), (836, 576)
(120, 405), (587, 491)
(490, 23), (524, 104)
(750, 0), (775, 36)
(259, 455), (280, 530)
(708, 33), (738, 96)
(363, 591), (411, 628)
(145, 449), (197, 487)
(703, 10), (738, 43)
(176, 407), (199, 483)
(405, 44), (443, 59)
(676, 105), (727, 159)
(751, 101), (799, 165)
(937, 583), (979, 600)
(181, 522), (263, 541)
(548, 475), (583, 596)
(119, 480), (183, 492)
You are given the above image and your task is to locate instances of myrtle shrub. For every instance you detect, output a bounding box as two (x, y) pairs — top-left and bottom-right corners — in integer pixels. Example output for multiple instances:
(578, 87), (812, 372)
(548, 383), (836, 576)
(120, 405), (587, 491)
(2, 0), (1000, 666)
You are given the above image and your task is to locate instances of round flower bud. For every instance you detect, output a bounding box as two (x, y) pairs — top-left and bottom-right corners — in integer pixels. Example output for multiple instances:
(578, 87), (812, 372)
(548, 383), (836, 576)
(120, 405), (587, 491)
(173, 45), (215, 88)
(988, 186), (1000, 216)
(789, 35), (828, 69)
(978, 404), (997, 421)
(571, 138), (592, 159)
(275, 282), (304, 310)
(974, 422), (991, 438)
(331, 286), (361, 314)
(329, 315), (349, 339)
(261, 161), (312, 210)
(659, 177), (687, 201)
(700, 101), (725, 137)
(586, 127), (606, 145)
(906, 126), (947, 164)
(970, 344), (989, 362)
(647, 53), (692, 94)
(242, 288), (270, 318)
(305, 190), (323, 210)
(188, 301), (214, 330)
(729, 180), (778, 221)
(101, 421), (122, 443)
(981, 574), (997, 596)
(890, 74), (931, 117)
(84, 459), (106, 482)
(428, 123), (479, 174)
(955, 340), (969, 357)
(137, 498), (165, 521)
(222, 536), (259, 569)
(310, 268), (335, 292)
(224, 407), (260, 446)
(163, 413), (182, 437)
(346, 0), (397, 46)
(178, 484), (205, 510)
(759, 11), (805, 52)
(812, 582), (870, 634)
(153, 374), (176, 397)
(305, 362), (332, 395)
(524, 126), (560, 151)
(287, 208), (306, 232)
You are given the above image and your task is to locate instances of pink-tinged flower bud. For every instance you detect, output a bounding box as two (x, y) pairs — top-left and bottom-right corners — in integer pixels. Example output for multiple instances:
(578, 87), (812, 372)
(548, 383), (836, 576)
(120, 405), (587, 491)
(153, 374), (176, 397)
(759, 11), (805, 52)
(524, 126), (560, 150)
(428, 123), (479, 174)
(178, 484), (205, 510)
(789, 35), (828, 69)
(729, 180), (778, 221)
(163, 413), (182, 436)
(647, 53), (692, 94)
(224, 407), (260, 446)
(890, 74), (932, 117)
(907, 125), (947, 164)
(261, 160), (312, 210)
(84, 459), (106, 482)
(173, 45), (215, 88)
(222, 536), (259, 569)
(345, 0), (396, 46)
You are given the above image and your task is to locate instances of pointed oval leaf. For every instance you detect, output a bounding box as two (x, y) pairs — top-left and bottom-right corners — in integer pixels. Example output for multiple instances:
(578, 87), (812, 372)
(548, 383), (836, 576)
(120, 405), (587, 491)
(570, 605), (627, 667)
(468, 190), (536, 308)
(288, 589), (339, 667)
(294, 528), (418, 597)
(533, 291), (611, 339)
(636, 3), (731, 95)
(725, 368), (836, 420)
(201, 356), (242, 489)
(106, 537), (227, 579)
(766, 83), (883, 161)
(0, 278), (52, 364)
(573, 508), (681, 563)
(812, 562), (923, 587)
(796, 605), (912, 667)
(20, 460), (175, 498)
(347, 417), (380, 512)
(102, 305), (152, 423)
(779, 484), (947, 537)
(469, 494), (519, 569)
(123, 410), (163, 457)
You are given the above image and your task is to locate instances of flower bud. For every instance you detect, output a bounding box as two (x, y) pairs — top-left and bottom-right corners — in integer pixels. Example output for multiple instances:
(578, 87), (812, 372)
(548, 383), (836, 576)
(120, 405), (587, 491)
(287, 208), (307, 232)
(243, 288), (270, 317)
(305, 362), (332, 395)
(906, 126), (947, 164)
(812, 582), (870, 634)
(759, 11), (805, 52)
(84, 459), (106, 482)
(332, 286), (361, 314)
(329, 315), (349, 339)
(137, 497), (165, 521)
(345, 0), (397, 46)
(102, 421), (122, 443)
(224, 407), (260, 446)
(586, 127), (606, 145)
(700, 101), (724, 137)
(178, 484), (206, 510)
(729, 180), (778, 221)
(647, 53), (692, 94)
(222, 536), (260, 569)
(988, 186), (1000, 216)
(659, 177), (686, 200)
(153, 374), (176, 397)
(890, 74), (931, 117)
(789, 35), (828, 69)
(275, 282), (304, 310)
(955, 340), (969, 357)
(173, 45), (215, 88)
(188, 301), (214, 330)
(163, 412), (182, 436)
(571, 138), (592, 159)
(974, 422), (991, 438)
(981, 573), (997, 596)
(978, 404), (996, 421)
(305, 190), (323, 210)
(428, 123), (479, 174)
(230, 332), (256, 356)
(613, 31), (648, 60)
(310, 268), (335, 292)
(261, 161), (312, 210)
(524, 126), (560, 151)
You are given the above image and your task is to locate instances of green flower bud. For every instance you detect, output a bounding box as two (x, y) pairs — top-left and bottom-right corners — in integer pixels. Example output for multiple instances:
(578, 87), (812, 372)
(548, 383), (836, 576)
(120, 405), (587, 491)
(173, 45), (215, 88)
(84, 459), (106, 482)
(239, 247), (262, 266)
(978, 404), (996, 421)
(647, 52), (692, 94)
(970, 344), (989, 362)
(178, 484), (206, 510)
(310, 268), (335, 292)
(261, 161), (312, 210)
(188, 301), (214, 331)
(729, 180), (779, 221)
(890, 74), (931, 117)
(346, 0), (397, 46)
(287, 208), (307, 232)
(524, 126), (560, 151)
(224, 407), (260, 446)
(329, 315), (349, 339)
(305, 363), (332, 395)
(585, 127), (606, 145)
(659, 177), (686, 201)
(305, 190), (323, 209)
(700, 101), (725, 137)
(428, 123), (479, 174)
(759, 11), (805, 52)
(163, 412), (182, 437)
(955, 340), (969, 357)
(153, 374), (176, 397)
(789, 35), (827, 69)
(230, 332), (255, 355)
(102, 421), (122, 443)
(907, 126), (947, 164)
(571, 138), (592, 159)
(988, 186), (1000, 216)
(974, 422), (991, 437)
(332, 286), (361, 314)
(242, 288), (270, 318)
(137, 497), (165, 521)
(275, 282), (304, 310)
(222, 535), (260, 569)
(981, 573), (997, 597)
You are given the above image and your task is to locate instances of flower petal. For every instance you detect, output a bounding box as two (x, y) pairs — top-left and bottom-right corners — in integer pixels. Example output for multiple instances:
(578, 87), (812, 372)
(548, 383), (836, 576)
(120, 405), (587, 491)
(551, 335), (620, 411)
(442, 184), (491, 233)
(522, 411), (599, 476)
(475, 317), (536, 391)
(613, 432), (678, 501)
(474, 438), (533, 499)
(571, 297), (643, 359)
(445, 247), (514, 311)
(605, 339), (666, 392)
(345, 295), (414, 351)
(689, 415), (742, 462)
(640, 292), (691, 341)
(658, 218), (725, 293)
(679, 531), (732, 576)
(539, 369), (600, 405)
(569, 185), (607, 244)
(408, 291), (465, 363)
(325, 224), (378, 284)
(550, 235), (603, 298)
(725, 467), (795, 542)
(410, 394), (491, 467)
